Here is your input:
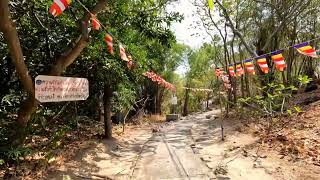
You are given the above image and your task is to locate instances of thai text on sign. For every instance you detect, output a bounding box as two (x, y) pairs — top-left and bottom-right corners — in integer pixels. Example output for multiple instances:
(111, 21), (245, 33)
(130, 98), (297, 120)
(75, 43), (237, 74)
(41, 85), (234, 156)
(35, 75), (89, 102)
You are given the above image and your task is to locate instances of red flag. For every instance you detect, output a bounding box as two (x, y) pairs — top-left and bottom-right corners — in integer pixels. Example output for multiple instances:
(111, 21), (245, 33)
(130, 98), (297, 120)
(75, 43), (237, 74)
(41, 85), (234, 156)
(256, 55), (269, 74)
(49, 0), (72, 17)
(91, 15), (101, 30)
(104, 34), (114, 55)
(236, 63), (244, 76)
(228, 64), (236, 77)
(294, 42), (318, 58)
(271, 50), (286, 71)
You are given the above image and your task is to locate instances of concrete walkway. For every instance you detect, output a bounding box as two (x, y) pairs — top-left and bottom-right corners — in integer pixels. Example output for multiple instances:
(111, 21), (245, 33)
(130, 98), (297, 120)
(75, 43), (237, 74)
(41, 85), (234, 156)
(131, 115), (214, 179)
(47, 110), (278, 180)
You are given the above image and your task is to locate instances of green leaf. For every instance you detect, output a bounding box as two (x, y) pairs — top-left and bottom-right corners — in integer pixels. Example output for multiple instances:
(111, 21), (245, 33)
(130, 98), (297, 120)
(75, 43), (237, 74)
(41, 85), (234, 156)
(294, 106), (303, 113)
(208, 0), (214, 10)
(267, 93), (274, 99)
(255, 95), (263, 100)
(0, 159), (4, 165)
(287, 109), (293, 116)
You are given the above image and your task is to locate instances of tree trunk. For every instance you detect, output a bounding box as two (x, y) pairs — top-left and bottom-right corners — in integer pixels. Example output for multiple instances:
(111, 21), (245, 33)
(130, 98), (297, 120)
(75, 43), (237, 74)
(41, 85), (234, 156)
(99, 91), (104, 123)
(103, 84), (113, 139)
(230, 36), (237, 104)
(206, 92), (210, 110)
(155, 87), (164, 114)
(0, 0), (109, 146)
(182, 85), (190, 116)
(244, 73), (251, 97)
(0, 0), (34, 96)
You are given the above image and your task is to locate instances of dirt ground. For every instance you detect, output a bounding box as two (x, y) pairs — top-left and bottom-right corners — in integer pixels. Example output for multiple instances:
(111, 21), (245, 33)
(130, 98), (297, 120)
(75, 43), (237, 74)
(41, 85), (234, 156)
(40, 109), (320, 180)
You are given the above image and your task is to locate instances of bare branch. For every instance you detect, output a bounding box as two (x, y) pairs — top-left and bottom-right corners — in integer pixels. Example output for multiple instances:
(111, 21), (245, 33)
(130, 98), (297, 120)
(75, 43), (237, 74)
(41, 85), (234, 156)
(214, 0), (257, 56)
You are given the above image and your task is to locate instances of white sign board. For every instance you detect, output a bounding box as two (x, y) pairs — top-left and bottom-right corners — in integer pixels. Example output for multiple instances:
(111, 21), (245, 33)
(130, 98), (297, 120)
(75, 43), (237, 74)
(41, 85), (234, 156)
(171, 96), (177, 105)
(35, 75), (89, 102)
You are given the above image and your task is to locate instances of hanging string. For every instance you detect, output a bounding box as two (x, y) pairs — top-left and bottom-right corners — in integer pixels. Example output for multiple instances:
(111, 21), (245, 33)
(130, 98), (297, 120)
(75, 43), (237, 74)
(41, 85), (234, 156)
(216, 36), (320, 70)
(75, 0), (141, 66)
(74, 0), (177, 90)
(255, 36), (320, 58)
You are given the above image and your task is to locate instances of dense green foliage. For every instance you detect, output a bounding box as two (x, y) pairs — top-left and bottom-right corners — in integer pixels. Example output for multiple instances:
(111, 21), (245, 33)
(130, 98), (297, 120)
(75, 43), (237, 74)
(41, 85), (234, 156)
(2, 0), (320, 176)
(0, 0), (187, 166)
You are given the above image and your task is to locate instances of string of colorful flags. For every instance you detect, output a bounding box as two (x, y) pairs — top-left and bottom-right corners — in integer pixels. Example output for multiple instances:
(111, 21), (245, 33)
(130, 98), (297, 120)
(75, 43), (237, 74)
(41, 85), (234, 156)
(49, 0), (175, 92)
(214, 68), (232, 90)
(143, 71), (176, 92)
(214, 40), (320, 77)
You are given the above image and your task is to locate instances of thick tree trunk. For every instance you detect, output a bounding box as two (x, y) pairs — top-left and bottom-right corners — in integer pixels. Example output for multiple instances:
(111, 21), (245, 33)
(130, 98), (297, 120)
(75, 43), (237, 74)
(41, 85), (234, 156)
(0, 0), (37, 146)
(103, 84), (113, 139)
(0, 0), (109, 146)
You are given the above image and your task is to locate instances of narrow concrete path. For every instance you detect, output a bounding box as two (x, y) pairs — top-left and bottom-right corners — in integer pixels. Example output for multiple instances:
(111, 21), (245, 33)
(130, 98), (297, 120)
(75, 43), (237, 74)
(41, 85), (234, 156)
(131, 116), (214, 179)
(47, 110), (281, 180)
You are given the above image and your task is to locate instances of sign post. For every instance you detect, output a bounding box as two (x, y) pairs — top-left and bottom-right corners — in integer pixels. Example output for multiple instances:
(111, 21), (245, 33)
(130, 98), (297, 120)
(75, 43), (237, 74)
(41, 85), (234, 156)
(35, 75), (89, 102)
(171, 95), (177, 114)
(166, 94), (179, 122)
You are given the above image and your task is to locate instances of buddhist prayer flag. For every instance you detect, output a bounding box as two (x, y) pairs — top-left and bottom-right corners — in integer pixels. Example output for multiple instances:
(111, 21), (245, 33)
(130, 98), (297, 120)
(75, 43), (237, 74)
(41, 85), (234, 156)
(293, 42), (318, 58)
(236, 63), (244, 76)
(104, 34), (114, 55)
(271, 50), (286, 71)
(119, 45), (129, 61)
(221, 75), (232, 90)
(91, 15), (101, 30)
(49, 0), (72, 17)
(144, 71), (175, 92)
(244, 59), (255, 75)
(256, 55), (269, 74)
(228, 64), (236, 77)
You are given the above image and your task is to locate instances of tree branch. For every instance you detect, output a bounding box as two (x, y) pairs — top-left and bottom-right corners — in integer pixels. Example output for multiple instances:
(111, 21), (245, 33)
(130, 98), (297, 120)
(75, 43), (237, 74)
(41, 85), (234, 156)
(0, 0), (35, 95)
(15, 0), (109, 126)
(215, 0), (257, 57)
(50, 0), (108, 75)
(261, 0), (307, 51)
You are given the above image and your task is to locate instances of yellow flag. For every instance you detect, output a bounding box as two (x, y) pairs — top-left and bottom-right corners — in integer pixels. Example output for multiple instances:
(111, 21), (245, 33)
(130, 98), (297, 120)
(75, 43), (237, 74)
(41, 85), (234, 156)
(208, 0), (214, 10)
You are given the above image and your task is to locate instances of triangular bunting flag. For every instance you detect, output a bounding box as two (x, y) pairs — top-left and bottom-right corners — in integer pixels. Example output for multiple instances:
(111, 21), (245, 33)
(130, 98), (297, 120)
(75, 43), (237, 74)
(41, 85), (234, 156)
(228, 64), (236, 77)
(293, 42), (318, 58)
(236, 63), (244, 76)
(271, 50), (286, 71)
(49, 0), (72, 17)
(104, 34), (114, 55)
(119, 45), (129, 61)
(244, 59), (255, 75)
(256, 55), (269, 74)
(91, 15), (101, 30)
